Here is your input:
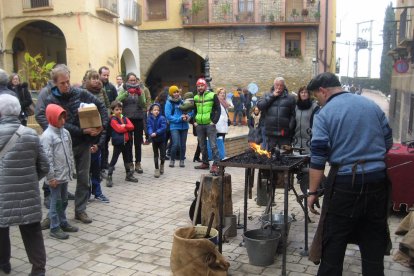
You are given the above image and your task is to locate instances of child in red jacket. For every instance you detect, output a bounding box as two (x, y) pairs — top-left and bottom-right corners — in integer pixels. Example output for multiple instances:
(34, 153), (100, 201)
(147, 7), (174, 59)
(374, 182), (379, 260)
(106, 101), (138, 187)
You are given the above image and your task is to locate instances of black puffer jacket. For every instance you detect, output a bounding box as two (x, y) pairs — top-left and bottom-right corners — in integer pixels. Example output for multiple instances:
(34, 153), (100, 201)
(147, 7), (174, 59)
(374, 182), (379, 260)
(39, 87), (108, 147)
(257, 88), (296, 138)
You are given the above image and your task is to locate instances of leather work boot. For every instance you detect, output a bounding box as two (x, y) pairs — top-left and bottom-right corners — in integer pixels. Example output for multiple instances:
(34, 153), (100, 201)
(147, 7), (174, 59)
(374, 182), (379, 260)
(154, 169), (160, 178)
(125, 171), (138, 183)
(160, 163), (164, 174)
(210, 164), (219, 176)
(106, 175), (113, 187)
(195, 163), (210, 170)
(41, 217), (50, 230)
(135, 162), (143, 174)
(75, 212), (92, 224)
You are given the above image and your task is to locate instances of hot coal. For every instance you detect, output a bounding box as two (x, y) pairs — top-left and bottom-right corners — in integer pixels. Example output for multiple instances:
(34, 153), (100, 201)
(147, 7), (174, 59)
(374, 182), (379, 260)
(223, 150), (303, 167)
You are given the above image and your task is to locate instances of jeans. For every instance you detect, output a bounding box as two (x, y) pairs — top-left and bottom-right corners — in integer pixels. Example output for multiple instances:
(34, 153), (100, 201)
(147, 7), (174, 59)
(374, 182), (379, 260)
(90, 149), (103, 197)
(73, 143), (91, 214)
(318, 173), (388, 276)
(196, 124), (219, 164)
(170, 129), (188, 161)
(233, 110), (243, 125)
(129, 118), (144, 163)
(0, 223), (46, 275)
(49, 182), (68, 229)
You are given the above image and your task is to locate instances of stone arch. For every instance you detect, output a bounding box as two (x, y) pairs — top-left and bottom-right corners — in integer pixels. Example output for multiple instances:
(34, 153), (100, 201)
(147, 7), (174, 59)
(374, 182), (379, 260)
(120, 48), (138, 76)
(5, 20), (66, 74)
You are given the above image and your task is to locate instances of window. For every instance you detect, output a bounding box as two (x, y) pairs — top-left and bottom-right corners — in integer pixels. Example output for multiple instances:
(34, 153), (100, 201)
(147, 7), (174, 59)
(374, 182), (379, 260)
(285, 32), (301, 57)
(146, 0), (166, 20)
(238, 0), (254, 13)
(409, 94), (414, 134)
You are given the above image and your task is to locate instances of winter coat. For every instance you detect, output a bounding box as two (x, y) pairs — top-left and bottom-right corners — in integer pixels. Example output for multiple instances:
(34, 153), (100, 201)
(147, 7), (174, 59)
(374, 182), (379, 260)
(147, 113), (167, 143)
(0, 117), (49, 227)
(110, 115), (134, 146)
(116, 86), (146, 120)
(257, 89), (296, 139)
(293, 101), (319, 154)
(165, 97), (191, 131)
(40, 106), (74, 184)
(38, 86), (109, 147)
(0, 85), (17, 98)
(216, 103), (229, 134)
(7, 82), (32, 118)
(34, 80), (54, 130)
(232, 91), (245, 112)
(102, 81), (118, 103)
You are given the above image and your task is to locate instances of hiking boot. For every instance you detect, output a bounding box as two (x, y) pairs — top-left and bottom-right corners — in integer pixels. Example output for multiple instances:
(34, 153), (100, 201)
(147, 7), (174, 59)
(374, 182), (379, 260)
(210, 164), (219, 176)
(169, 160), (175, 168)
(125, 172), (138, 183)
(179, 160), (185, 167)
(100, 169), (107, 180)
(195, 163), (210, 170)
(135, 162), (143, 174)
(154, 169), (160, 178)
(67, 191), (75, 200)
(0, 262), (11, 274)
(106, 175), (113, 187)
(60, 223), (79, 232)
(50, 227), (69, 240)
(75, 212), (92, 224)
(160, 164), (164, 174)
(41, 217), (50, 230)
(95, 194), (110, 203)
(43, 195), (50, 209)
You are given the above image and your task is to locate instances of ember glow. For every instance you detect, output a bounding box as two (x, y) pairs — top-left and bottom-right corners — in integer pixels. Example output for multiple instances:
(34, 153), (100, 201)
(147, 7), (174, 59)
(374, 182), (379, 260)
(249, 142), (271, 158)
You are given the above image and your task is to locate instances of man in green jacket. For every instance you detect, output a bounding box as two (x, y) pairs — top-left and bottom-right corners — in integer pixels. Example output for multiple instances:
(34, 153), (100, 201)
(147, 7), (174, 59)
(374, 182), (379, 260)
(193, 78), (221, 175)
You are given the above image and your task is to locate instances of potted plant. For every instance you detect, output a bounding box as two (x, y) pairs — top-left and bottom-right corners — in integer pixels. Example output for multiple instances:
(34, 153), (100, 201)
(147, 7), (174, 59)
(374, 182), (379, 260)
(19, 52), (56, 91)
(301, 9), (309, 17)
(221, 2), (231, 16)
(314, 11), (321, 20)
(269, 14), (275, 22)
(191, 0), (204, 16)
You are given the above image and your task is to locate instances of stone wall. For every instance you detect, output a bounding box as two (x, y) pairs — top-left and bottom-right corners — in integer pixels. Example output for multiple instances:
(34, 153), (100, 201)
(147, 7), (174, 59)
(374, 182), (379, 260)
(138, 27), (318, 93)
(224, 134), (249, 157)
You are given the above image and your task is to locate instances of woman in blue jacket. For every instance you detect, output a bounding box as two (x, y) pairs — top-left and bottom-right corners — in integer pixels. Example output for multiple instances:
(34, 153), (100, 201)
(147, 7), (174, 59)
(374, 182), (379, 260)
(165, 85), (192, 168)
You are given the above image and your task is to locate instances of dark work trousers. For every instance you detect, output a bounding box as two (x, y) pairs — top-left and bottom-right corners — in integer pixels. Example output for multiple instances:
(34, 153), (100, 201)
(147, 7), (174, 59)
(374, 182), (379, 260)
(90, 149), (103, 198)
(109, 141), (132, 174)
(152, 140), (166, 169)
(100, 122), (111, 171)
(0, 222), (46, 275)
(73, 143), (91, 215)
(128, 118), (144, 164)
(266, 136), (291, 151)
(318, 172), (388, 276)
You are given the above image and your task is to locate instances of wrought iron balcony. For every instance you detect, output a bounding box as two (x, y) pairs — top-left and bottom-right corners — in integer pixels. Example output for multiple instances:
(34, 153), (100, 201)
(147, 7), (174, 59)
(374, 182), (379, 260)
(22, 0), (53, 10)
(123, 0), (141, 26)
(180, 0), (320, 27)
(397, 6), (414, 45)
(96, 0), (119, 18)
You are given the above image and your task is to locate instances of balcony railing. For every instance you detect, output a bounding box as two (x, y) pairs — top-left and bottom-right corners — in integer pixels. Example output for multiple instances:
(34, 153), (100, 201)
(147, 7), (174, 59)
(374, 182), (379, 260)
(22, 0), (52, 9)
(180, 0), (320, 26)
(123, 0), (141, 26)
(398, 7), (414, 44)
(97, 0), (119, 18)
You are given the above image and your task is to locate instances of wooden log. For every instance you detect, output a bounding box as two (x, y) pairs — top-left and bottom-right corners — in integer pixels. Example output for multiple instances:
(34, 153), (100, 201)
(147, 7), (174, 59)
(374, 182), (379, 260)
(200, 173), (233, 229)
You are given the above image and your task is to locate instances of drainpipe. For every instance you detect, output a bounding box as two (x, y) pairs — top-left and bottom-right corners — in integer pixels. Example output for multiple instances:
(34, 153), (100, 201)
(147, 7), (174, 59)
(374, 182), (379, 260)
(324, 0), (328, 72)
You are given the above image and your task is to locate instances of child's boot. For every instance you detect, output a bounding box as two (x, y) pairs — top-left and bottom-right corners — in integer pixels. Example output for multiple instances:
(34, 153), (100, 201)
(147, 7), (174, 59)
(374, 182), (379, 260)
(154, 169), (160, 178)
(160, 163), (164, 174)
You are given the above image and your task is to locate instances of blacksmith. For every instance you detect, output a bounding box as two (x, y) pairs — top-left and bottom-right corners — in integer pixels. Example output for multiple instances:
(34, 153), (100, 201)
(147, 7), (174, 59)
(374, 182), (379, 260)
(307, 72), (393, 275)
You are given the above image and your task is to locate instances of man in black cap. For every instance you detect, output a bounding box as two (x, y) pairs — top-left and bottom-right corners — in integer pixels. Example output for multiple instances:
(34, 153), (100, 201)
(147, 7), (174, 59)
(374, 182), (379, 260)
(307, 72), (393, 275)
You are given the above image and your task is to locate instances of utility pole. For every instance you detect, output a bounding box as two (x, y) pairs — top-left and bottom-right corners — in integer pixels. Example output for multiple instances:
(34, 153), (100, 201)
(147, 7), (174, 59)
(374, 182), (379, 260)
(367, 20), (373, 78)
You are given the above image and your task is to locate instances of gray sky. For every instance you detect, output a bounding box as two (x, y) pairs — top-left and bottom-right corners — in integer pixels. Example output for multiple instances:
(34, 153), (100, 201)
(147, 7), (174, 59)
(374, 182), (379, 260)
(336, 0), (395, 79)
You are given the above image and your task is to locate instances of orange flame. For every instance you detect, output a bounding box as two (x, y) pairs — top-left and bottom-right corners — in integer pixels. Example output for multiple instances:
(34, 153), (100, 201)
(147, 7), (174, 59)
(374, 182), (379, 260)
(249, 142), (271, 158)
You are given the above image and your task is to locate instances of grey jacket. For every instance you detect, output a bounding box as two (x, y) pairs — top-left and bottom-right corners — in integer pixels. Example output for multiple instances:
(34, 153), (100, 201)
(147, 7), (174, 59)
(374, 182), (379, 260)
(40, 125), (74, 183)
(0, 117), (49, 227)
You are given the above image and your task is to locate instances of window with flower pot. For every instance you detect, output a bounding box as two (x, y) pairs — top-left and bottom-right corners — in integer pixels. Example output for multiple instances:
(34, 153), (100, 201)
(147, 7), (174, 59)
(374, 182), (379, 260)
(285, 32), (302, 58)
(146, 0), (166, 20)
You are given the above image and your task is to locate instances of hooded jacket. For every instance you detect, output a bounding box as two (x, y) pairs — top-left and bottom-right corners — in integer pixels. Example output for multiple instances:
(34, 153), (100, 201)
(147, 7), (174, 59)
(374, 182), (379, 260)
(0, 116), (49, 227)
(40, 104), (74, 183)
(147, 103), (167, 142)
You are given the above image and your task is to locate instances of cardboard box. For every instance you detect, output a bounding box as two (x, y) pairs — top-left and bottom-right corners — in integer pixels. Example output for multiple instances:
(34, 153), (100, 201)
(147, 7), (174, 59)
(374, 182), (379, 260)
(78, 106), (102, 129)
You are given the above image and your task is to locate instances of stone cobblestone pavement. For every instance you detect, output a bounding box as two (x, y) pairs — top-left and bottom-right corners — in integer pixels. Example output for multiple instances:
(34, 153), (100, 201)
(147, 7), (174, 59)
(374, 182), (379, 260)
(5, 124), (414, 276)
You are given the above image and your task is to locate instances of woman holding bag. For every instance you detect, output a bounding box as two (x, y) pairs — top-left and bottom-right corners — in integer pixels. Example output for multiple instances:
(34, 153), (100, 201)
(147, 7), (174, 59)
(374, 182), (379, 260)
(7, 73), (33, 126)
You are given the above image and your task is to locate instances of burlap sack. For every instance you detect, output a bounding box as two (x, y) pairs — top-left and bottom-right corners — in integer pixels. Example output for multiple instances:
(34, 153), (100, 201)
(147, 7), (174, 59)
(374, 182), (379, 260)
(394, 211), (414, 267)
(170, 227), (230, 276)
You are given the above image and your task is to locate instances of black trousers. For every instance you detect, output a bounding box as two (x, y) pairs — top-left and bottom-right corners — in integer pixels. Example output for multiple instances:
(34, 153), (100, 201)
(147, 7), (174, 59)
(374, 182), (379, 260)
(129, 118), (144, 163)
(152, 140), (166, 169)
(109, 142), (132, 173)
(0, 222), (46, 275)
(318, 172), (388, 276)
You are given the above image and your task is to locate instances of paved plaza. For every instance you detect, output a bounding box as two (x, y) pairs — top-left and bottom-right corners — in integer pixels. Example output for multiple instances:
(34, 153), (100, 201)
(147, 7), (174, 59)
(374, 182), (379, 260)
(4, 91), (414, 276)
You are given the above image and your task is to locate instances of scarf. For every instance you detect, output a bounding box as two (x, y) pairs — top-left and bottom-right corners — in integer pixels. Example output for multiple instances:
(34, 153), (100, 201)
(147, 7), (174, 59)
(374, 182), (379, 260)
(125, 83), (142, 96)
(219, 97), (229, 109)
(296, 98), (312, 110)
(251, 113), (261, 128)
(85, 80), (103, 94)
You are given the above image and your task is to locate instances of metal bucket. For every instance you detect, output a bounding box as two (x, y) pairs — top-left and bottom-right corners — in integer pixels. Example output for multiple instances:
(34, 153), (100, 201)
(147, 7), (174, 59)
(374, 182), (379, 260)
(243, 229), (281, 266)
(260, 213), (293, 252)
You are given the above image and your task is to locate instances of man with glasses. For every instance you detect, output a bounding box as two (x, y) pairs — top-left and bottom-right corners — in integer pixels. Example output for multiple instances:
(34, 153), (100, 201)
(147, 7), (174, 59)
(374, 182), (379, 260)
(307, 72), (393, 275)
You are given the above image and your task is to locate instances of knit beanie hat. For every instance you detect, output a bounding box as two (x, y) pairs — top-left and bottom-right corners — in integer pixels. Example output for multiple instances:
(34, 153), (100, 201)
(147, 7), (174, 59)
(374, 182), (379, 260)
(196, 78), (206, 86)
(169, 85), (179, 96)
